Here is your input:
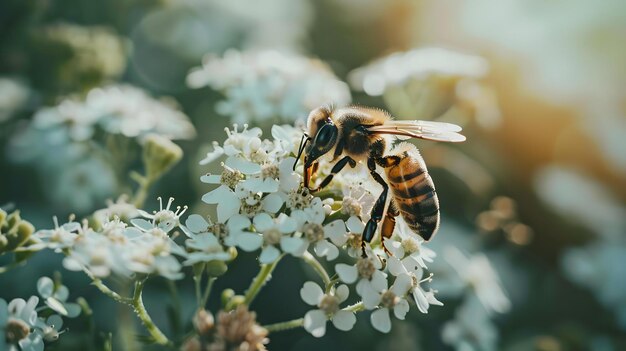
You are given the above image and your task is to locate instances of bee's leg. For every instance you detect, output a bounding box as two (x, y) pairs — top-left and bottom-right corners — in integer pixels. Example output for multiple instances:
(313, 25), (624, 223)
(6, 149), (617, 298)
(309, 156), (356, 192)
(380, 200), (399, 256)
(362, 157), (389, 258)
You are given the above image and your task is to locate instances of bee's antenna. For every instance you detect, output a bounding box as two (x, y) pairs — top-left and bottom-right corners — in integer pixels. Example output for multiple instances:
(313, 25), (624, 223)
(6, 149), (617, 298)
(294, 133), (310, 171)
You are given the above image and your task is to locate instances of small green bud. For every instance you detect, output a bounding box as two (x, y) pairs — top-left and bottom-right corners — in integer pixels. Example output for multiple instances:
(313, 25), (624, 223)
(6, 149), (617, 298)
(142, 134), (183, 181)
(7, 220), (35, 250)
(205, 261), (228, 277)
(227, 247), (238, 261)
(221, 289), (235, 308)
(228, 295), (246, 309)
(6, 210), (20, 230)
(192, 262), (206, 279)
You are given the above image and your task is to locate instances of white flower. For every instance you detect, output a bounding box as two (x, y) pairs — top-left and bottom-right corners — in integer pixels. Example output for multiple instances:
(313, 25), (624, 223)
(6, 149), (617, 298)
(300, 282), (356, 337)
(335, 256), (387, 297)
(1, 296), (43, 351)
(387, 256), (443, 314)
(298, 219), (346, 261)
(384, 217), (436, 269)
(82, 85), (196, 140)
(36, 277), (81, 318)
(361, 273), (412, 333)
(187, 50), (351, 123)
(235, 213), (299, 263)
(136, 197), (188, 233)
(93, 195), (140, 224)
(184, 233), (231, 265)
(27, 217), (80, 252)
(349, 47), (489, 97)
(444, 247), (510, 314)
(442, 298), (498, 351)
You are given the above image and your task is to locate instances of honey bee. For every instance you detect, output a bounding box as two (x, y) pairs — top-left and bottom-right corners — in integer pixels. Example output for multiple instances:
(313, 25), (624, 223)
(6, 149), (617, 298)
(294, 106), (465, 257)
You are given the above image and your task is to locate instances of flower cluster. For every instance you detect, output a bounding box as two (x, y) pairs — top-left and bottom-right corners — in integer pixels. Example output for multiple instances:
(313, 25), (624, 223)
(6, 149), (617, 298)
(187, 50), (351, 123)
(349, 48), (500, 128)
(7, 84), (194, 212)
(198, 124), (443, 336)
(0, 277), (80, 351)
(28, 197), (189, 280)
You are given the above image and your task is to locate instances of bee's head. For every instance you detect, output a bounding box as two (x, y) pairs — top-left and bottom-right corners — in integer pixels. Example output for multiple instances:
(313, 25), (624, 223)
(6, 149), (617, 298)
(304, 112), (338, 168)
(297, 106), (339, 189)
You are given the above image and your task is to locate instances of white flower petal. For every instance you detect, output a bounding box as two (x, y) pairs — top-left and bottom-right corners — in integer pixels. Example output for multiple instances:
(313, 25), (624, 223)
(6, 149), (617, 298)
(280, 237), (308, 256)
(200, 174), (221, 184)
(393, 299), (410, 320)
(387, 256), (406, 277)
(304, 309), (327, 337)
(324, 220), (346, 238)
(262, 193), (284, 213)
(332, 310), (356, 331)
(236, 233), (263, 252)
(278, 216), (297, 233)
(244, 177), (279, 193)
(346, 216), (365, 232)
(202, 185), (232, 204)
(370, 270), (388, 292)
(216, 197), (241, 223)
(391, 273), (412, 296)
(225, 156), (262, 175)
(227, 214), (251, 231)
(335, 263), (358, 284)
(314, 241), (339, 261)
(300, 282), (324, 306)
(361, 284), (382, 310)
(413, 288), (430, 314)
(253, 213), (274, 232)
(185, 214), (209, 233)
(259, 245), (280, 263)
(371, 308), (392, 333)
(335, 284), (350, 303)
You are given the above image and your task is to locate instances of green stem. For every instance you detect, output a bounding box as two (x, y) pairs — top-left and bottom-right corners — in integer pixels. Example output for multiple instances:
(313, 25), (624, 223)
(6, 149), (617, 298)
(201, 277), (216, 308)
(83, 268), (132, 305)
(343, 301), (364, 313)
(132, 175), (153, 208)
(263, 318), (304, 333)
(194, 275), (202, 307)
(132, 279), (172, 346)
(302, 252), (331, 288)
(243, 255), (284, 305)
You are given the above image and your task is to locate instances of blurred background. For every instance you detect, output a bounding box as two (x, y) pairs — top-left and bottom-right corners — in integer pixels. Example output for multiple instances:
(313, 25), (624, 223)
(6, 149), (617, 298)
(1, 0), (625, 350)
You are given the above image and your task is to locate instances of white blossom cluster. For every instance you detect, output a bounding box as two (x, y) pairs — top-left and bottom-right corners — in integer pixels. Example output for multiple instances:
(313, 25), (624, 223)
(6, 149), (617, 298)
(27, 197), (191, 280)
(349, 47), (489, 97)
(7, 84), (195, 212)
(0, 277), (80, 351)
(348, 48), (500, 129)
(187, 50), (351, 123)
(197, 124), (443, 336)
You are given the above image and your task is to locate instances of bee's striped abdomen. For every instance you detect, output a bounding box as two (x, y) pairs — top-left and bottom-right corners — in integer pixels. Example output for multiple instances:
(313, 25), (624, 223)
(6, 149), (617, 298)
(385, 145), (440, 241)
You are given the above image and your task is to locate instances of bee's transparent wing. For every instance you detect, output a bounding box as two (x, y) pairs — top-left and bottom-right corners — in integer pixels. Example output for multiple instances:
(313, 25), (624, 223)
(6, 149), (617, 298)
(367, 120), (466, 142)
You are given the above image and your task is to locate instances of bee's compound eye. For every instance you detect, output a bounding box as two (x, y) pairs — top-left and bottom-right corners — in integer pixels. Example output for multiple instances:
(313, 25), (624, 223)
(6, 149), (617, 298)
(315, 124), (336, 148)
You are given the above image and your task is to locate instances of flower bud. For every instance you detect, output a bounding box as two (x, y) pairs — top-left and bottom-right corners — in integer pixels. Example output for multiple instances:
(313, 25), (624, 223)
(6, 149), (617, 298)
(193, 309), (215, 335)
(142, 134), (183, 181)
(206, 260), (228, 277)
(0, 210), (35, 253)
